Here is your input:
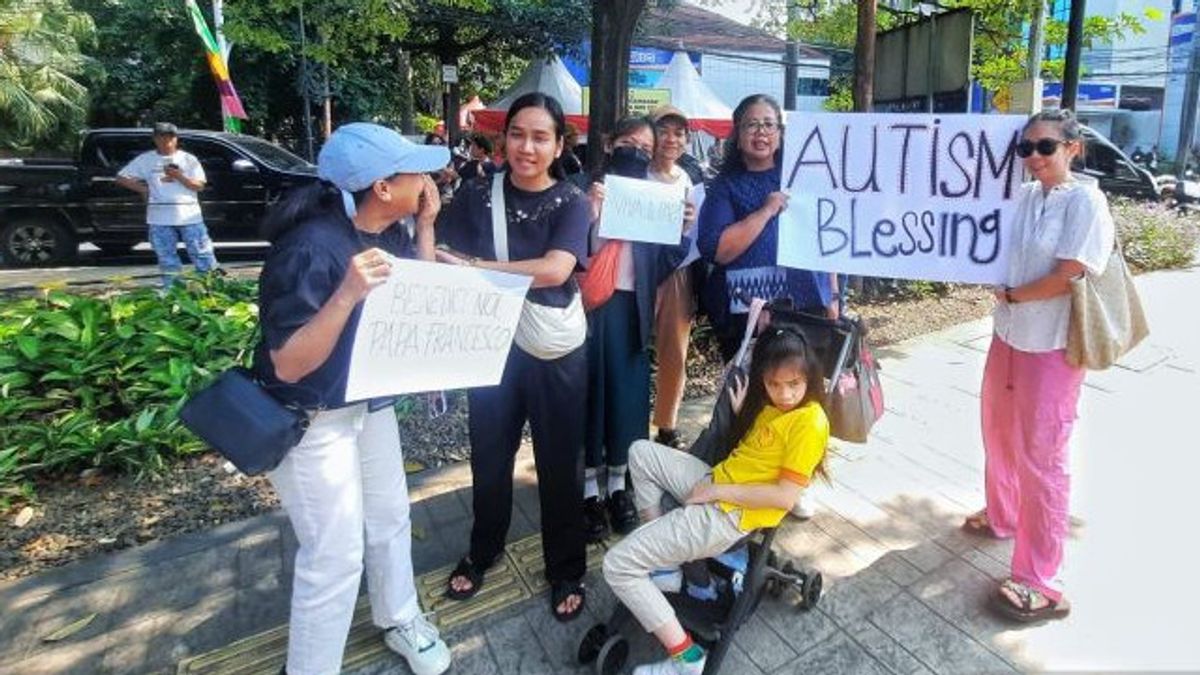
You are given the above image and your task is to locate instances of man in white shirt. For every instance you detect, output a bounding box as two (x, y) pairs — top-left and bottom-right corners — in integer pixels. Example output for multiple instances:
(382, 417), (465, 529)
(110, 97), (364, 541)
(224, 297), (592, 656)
(116, 122), (219, 286)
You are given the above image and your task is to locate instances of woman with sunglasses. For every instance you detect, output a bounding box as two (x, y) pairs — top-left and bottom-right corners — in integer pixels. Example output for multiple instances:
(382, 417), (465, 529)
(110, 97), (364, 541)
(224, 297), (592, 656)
(964, 109), (1115, 623)
(696, 94), (838, 363)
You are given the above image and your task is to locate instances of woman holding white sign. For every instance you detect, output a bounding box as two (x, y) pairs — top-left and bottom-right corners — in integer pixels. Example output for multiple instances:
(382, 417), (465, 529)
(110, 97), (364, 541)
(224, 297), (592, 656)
(252, 124), (451, 675)
(967, 109), (1114, 623)
(436, 93), (593, 623)
(697, 94), (839, 362)
(578, 115), (693, 542)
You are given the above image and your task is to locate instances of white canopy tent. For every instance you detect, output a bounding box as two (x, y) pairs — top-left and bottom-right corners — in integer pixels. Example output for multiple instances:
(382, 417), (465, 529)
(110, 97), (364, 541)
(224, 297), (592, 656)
(489, 54), (584, 113)
(654, 51), (734, 133)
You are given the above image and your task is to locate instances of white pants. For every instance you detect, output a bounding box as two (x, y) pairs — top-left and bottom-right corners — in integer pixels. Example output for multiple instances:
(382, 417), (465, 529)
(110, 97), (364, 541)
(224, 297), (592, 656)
(602, 440), (745, 633)
(269, 404), (420, 675)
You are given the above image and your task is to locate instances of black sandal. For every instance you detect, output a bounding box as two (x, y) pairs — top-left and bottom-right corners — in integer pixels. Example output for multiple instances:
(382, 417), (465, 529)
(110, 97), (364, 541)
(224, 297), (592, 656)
(445, 556), (485, 601)
(550, 579), (586, 623)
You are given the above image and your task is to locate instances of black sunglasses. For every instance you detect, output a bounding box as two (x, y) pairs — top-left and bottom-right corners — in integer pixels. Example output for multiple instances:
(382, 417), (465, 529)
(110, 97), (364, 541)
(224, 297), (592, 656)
(1016, 138), (1069, 158)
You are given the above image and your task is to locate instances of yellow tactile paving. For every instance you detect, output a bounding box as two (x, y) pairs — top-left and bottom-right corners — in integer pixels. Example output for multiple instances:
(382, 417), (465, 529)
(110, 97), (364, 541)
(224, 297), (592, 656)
(177, 531), (620, 674)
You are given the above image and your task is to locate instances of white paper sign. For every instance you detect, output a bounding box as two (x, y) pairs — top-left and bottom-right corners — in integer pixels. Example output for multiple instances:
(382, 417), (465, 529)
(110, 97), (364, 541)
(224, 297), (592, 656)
(345, 259), (531, 401)
(777, 112), (1028, 284)
(598, 174), (687, 245)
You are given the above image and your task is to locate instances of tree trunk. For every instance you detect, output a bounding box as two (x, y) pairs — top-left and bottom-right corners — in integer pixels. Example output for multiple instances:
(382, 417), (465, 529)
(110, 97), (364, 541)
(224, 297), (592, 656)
(853, 0), (876, 112)
(586, 0), (646, 174)
(396, 48), (415, 134)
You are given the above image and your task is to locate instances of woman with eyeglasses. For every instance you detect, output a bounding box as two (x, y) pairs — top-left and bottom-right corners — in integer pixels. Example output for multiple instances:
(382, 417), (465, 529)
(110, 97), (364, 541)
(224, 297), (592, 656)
(963, 109), (1115, 624)
(696, 94), (838, 362)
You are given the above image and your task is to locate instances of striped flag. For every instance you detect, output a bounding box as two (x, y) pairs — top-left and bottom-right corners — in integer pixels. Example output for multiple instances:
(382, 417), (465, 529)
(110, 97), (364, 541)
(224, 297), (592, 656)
(185, 0), (247, 128)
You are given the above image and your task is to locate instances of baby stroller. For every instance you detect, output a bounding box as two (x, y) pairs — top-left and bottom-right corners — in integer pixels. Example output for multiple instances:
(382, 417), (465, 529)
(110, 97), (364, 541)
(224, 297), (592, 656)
(578, 297), (861, 675)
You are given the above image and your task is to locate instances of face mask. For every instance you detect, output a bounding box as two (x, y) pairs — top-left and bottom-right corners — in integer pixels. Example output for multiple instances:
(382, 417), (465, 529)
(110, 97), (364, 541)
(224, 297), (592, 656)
(609, 145), (651, 178)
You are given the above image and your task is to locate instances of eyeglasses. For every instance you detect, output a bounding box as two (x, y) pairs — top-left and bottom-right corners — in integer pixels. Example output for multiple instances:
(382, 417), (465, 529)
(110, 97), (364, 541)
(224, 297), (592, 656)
(740, 120), (781, 134)
(1016, 138), (1068, 158)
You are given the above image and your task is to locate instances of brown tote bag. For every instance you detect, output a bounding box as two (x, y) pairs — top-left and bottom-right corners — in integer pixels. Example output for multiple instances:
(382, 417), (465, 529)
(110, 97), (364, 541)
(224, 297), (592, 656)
(1065, 241), (1149, 370)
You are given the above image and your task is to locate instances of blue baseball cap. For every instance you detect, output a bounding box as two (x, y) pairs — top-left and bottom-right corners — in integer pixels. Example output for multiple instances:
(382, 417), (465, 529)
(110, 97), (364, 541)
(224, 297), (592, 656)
(317, 123), (450, 192)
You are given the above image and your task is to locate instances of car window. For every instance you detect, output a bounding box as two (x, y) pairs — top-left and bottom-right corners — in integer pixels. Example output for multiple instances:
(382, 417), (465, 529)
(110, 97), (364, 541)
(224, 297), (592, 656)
(1085, 142), (1118, 175)
(91, 136), (155, 172)
(187, 140), (239, 173)
(232, 136), (313, 172)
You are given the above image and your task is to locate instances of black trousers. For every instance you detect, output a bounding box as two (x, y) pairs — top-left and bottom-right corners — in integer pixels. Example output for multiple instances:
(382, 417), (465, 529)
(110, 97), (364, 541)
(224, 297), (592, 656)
(467, 343), (587, 583)
(585, 291), (649, 471)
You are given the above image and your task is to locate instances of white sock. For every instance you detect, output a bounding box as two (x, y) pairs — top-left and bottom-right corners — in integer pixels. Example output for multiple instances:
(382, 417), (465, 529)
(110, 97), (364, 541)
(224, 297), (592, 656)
(584, 467), (600, 500)
(607, 465), (627, 495)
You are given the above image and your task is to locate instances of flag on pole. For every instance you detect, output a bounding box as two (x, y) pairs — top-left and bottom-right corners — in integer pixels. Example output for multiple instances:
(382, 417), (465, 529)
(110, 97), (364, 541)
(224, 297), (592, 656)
(185, 0), (247, 130)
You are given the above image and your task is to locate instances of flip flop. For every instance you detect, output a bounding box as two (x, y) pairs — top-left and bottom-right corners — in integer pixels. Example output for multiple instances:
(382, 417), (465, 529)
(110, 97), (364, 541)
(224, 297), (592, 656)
(550, 579), (586, 623)
(962, 509), (1001, 539)
(445, 556), (486, 601)
(990, 579), (1071, 623)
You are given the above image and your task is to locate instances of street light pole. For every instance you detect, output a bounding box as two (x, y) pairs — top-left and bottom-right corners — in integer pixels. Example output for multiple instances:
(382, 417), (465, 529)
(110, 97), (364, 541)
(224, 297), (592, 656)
(784, 0), (800, 111)
(297, 2), (315, 161)
(1061, 0), (1087, 110)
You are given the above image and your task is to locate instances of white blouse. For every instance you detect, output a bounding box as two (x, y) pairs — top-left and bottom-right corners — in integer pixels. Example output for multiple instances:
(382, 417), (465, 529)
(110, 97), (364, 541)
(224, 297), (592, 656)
(992, 178), (1115, 353)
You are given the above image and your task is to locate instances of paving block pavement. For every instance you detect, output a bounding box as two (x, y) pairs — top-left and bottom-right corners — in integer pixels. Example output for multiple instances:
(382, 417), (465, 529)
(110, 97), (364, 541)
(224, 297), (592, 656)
(2, 265), (1198, 673)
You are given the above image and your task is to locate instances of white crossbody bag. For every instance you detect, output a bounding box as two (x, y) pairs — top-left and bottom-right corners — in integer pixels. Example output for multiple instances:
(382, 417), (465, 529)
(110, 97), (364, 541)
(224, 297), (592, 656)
(490, 173), (586, 360)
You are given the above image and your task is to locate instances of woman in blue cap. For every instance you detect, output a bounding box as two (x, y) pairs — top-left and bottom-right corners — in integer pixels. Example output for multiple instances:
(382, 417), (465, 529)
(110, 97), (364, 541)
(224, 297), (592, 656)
(252, 123), (452, 675)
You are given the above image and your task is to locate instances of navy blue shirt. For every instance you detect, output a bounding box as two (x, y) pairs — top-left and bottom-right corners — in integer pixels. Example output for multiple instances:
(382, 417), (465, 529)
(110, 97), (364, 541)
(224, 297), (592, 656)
(438, 173), (591, 308)
(252, 210), (413, 409)
(697, 165), (832, 314)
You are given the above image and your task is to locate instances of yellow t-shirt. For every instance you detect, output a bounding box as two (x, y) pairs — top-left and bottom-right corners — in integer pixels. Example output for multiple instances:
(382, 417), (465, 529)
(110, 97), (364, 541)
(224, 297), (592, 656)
(712, 401), (829, 531)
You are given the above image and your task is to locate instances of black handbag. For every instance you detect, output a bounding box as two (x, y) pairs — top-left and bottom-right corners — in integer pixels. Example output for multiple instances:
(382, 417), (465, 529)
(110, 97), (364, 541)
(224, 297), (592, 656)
(179, 367), (311, 475)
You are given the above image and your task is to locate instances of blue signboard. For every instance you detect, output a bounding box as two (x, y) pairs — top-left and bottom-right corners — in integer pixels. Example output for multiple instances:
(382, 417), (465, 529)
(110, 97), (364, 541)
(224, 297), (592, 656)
(1042, 81), (1118, 107)
(561, 42), (703, 88)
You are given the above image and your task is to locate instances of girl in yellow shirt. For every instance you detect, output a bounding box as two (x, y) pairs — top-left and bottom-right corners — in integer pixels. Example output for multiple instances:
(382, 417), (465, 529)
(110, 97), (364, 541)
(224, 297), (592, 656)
(603, 325), (829, 675)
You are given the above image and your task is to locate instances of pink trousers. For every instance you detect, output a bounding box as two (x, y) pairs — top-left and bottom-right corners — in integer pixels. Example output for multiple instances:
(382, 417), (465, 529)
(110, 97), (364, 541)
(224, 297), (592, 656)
(980, 335), (1085, 601)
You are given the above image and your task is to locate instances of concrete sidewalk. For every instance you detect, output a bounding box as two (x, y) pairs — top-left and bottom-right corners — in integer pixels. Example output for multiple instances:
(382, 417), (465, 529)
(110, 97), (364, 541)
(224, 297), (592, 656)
(2, 264), (1197, 674)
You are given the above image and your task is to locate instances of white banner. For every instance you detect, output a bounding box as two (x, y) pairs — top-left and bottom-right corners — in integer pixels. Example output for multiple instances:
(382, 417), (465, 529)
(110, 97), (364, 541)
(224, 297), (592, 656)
(777, 112), (1027, 284)
(598, 174), (687, 245)
(345, 259), (531, 401)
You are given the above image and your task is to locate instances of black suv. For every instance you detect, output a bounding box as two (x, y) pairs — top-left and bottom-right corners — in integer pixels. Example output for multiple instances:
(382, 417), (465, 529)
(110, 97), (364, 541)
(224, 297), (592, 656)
(0, 129), (318, 266)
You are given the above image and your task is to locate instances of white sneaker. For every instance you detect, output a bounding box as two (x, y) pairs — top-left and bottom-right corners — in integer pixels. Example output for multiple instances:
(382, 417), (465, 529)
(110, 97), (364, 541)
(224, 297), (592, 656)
(632, 653), (707, 675)
(384, 614), (452, 675)
(790, 490), (816, 520)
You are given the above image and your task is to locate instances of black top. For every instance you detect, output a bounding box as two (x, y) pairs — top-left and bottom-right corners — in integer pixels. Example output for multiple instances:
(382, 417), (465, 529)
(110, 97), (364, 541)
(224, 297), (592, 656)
(252, 210), (413, 409)
(438, 173), (591, 308)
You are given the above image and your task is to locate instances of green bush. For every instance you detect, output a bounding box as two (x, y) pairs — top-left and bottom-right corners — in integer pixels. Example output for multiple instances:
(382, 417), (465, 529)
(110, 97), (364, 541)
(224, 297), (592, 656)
(1110, 197), (1200, 272)
(0, 276), (259, 498)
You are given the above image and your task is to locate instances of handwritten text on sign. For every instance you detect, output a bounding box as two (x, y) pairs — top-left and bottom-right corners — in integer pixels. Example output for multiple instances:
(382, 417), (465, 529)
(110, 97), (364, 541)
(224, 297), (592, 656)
(777, 113), (1027, 284)
(345, 259), (531, 401)
(598, 174), (687, 245)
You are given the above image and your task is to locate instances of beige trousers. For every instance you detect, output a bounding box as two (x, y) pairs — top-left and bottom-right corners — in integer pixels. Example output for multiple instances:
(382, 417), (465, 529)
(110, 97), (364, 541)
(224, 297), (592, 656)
(653, 267), (696, 431)
(602, 440), (745, 632)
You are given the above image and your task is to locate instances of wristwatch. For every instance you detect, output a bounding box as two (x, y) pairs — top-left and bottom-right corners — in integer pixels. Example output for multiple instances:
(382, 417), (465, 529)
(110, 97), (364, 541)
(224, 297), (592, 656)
(1004, 287), (1019, 304)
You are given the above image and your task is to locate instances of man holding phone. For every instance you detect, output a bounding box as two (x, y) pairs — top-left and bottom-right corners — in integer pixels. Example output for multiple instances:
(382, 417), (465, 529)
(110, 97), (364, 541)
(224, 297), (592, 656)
(116, 122), (219, 286)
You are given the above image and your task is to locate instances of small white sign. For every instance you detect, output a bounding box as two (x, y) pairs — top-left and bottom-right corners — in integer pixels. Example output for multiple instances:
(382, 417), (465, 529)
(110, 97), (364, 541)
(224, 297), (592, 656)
(442, 65), (458, 84)
(777, 112), (1028, 285)
(598, 174), (687, 245)
(345, 259), (531, 401)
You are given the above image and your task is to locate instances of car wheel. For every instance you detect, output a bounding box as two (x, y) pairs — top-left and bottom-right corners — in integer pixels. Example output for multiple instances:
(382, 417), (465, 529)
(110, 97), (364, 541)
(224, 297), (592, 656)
(0, 217), (78, 267)
(94, 241), (136, 257)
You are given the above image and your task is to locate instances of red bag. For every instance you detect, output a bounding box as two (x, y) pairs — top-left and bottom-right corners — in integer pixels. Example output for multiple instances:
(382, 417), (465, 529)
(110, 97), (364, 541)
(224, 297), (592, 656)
(827, 335), (884, 443)
(577, 240), (625, 311)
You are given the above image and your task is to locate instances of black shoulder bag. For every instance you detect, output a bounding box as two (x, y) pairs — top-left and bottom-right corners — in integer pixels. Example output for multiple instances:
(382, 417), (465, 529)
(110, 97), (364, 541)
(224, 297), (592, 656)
(179, 367), (311, 475)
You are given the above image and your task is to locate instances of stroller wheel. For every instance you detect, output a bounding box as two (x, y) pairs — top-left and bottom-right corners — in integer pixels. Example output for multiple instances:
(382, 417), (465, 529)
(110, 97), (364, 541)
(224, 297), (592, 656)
(595, 634), (629, 675)
(578, 624), (608, 664)
(800, 572), (823, 610)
